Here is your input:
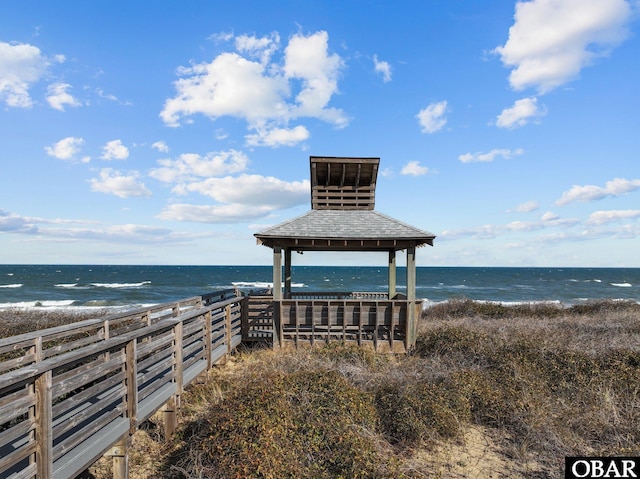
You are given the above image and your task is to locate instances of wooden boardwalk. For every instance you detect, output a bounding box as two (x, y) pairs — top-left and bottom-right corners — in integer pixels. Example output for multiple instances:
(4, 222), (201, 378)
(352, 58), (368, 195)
(0, 289), (418, 479)
(0, 289), (243, 479)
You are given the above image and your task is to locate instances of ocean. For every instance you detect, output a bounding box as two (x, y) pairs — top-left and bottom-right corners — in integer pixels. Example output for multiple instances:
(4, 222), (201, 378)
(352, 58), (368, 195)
(0, 264), (638, 312)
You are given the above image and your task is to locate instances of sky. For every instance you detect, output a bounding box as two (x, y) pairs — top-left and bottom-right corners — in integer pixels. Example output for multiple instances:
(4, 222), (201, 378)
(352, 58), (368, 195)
(1, 0), (639, 267)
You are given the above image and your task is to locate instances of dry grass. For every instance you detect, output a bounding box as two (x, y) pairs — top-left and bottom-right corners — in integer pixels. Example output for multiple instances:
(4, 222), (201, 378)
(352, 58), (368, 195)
(3, 300), (639, 478)
(0, 307), (109, 338)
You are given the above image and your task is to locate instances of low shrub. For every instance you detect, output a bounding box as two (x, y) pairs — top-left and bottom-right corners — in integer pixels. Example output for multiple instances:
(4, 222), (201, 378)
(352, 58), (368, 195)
(165, 369), (394, 479)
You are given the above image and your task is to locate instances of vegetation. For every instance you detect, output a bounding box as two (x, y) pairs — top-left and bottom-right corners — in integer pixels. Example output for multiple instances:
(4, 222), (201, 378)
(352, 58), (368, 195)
(2, 300), (639, 478)
(0, 308), (109, 338)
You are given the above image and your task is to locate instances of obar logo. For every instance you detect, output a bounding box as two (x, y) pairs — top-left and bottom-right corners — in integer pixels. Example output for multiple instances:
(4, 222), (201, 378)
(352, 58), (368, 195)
(566, 457), (638, 478)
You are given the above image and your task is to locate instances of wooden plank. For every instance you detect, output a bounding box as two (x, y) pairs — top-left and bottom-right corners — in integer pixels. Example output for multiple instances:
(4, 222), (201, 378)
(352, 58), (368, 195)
(53, 403), (126, 460)
(0, 419), (34, 468)
(42, 333), (104, 360)
(52, 417), (128, 479)
(52, 385), (126, 446)
(52, 355), (123, 398)
(0, 387), (33, 423)
(183, 359), (207, 386)
(52, 373), (125, 426)
(137, 356), (174, 388)
(137, 383), (175, 423)
(0, 440), (35, 474)
(136, 332), (174, 358)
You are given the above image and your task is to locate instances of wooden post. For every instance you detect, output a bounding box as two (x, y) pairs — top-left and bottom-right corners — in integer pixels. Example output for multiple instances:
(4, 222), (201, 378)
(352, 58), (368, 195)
(273, 301), (282, 349)
(29, 337), (43, 471)
(164, 320), (183, 437)
(241, 296), (249, 343)
(388, 250), (396, 299)
(107, 439), (129, 479)
(125, 340), (138, 435)
(225, 305), (232, 355)
(204, 310), (212, 369)
(406, 246), (417, 348)
(284, 248), (292, 299)
(174, 322), (184, 407)
(273, 247), (282, 300)
(162, 397), (177, 438)
(35, 370), (53, 479)
(273, 247), (282, 349)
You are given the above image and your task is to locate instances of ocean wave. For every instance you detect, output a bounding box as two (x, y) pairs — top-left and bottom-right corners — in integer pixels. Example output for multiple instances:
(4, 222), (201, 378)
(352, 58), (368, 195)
(90, 281), (151, 288)
(55, 283), (91, 290)
(0, 300), (77, 308)
(232, 281), (306, 288)
(0, 283), (23, 288)
(610, 282), (632, 288)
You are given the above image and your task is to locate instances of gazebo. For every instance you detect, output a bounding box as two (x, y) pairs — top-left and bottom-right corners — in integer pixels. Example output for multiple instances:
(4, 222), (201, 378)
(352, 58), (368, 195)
(252, 156), (435, 351)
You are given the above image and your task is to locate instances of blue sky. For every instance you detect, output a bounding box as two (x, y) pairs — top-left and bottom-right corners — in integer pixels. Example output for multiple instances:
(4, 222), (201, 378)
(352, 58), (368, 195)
(1, 0), (639, 267)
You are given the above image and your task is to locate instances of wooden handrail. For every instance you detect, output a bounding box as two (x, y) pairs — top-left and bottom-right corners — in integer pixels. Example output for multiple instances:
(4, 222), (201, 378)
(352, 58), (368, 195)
(0, 291), (244, 479)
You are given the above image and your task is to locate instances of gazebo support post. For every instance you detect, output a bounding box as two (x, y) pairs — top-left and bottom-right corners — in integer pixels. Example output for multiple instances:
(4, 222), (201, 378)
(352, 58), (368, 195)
(406, 246), (417, 348)
(272, 247), (282, 348)
(273, 247), (282, 300)
(388, 250), (396, 299)
(284, 248), (292, 299)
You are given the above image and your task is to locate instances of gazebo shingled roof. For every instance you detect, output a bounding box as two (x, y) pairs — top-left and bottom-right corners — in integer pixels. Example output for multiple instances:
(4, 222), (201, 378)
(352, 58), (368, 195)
(255, 209), (435, 251)
(255, 156), (435, 250)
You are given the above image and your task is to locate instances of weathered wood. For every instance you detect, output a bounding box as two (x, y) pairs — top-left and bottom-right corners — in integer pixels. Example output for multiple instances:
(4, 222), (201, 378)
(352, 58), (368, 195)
(107, 439), (129, 479)
(35, 370), (53, 479)
(125, 339), (138, 436)
(53, 390), (127, 458)
(1, 289), (418, 479)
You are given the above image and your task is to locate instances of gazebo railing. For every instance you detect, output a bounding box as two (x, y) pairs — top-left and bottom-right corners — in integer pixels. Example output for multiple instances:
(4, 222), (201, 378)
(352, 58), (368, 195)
(288, 291), (390, 300)
(245, 293), (421, 352)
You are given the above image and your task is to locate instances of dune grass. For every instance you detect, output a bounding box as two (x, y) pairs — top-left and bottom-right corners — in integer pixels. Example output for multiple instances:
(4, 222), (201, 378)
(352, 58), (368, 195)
(2, 300), (639, 478)
(118, 299), (640, 479)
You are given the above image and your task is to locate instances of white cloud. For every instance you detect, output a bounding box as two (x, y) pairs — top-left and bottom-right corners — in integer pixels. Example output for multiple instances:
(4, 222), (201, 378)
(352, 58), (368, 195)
(0, 210), (38, 233)
(158, 203), (274, 223)
(46, 82), (81, 111)
(176, 174), (309, 209)
(494, 0), (633, 93)
(556, 178), (640, 206)
(149, 150), (249, 183)
(89, 168), (151, 198)
(283, 31), (347, 126)
(459, 148), (524, 163)
(160, 30), (346, 147)
(401, 161), (431, 176)
(45, 136), (85, 161)
(441, 212), (579, 240)
(510, 200), (539, 213)
(101, 140), (129, 160)
(245, 125), (310, 147)
(0, 209), (195, 244)
(235, 32), (280, 64)
(373, 54), (392, 82)
(151, 141), (169, 153)
(0, 41), (49, 107)
(496, 97), (546, 129)
(161, 52), (287, 127)
(416, 100), (447, 133)
(587, 209), (640, 225)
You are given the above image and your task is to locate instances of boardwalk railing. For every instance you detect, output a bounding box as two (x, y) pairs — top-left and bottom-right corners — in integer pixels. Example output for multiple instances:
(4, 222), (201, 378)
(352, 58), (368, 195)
(245, 293), (422, 352)
(0, 289), (243, 479)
